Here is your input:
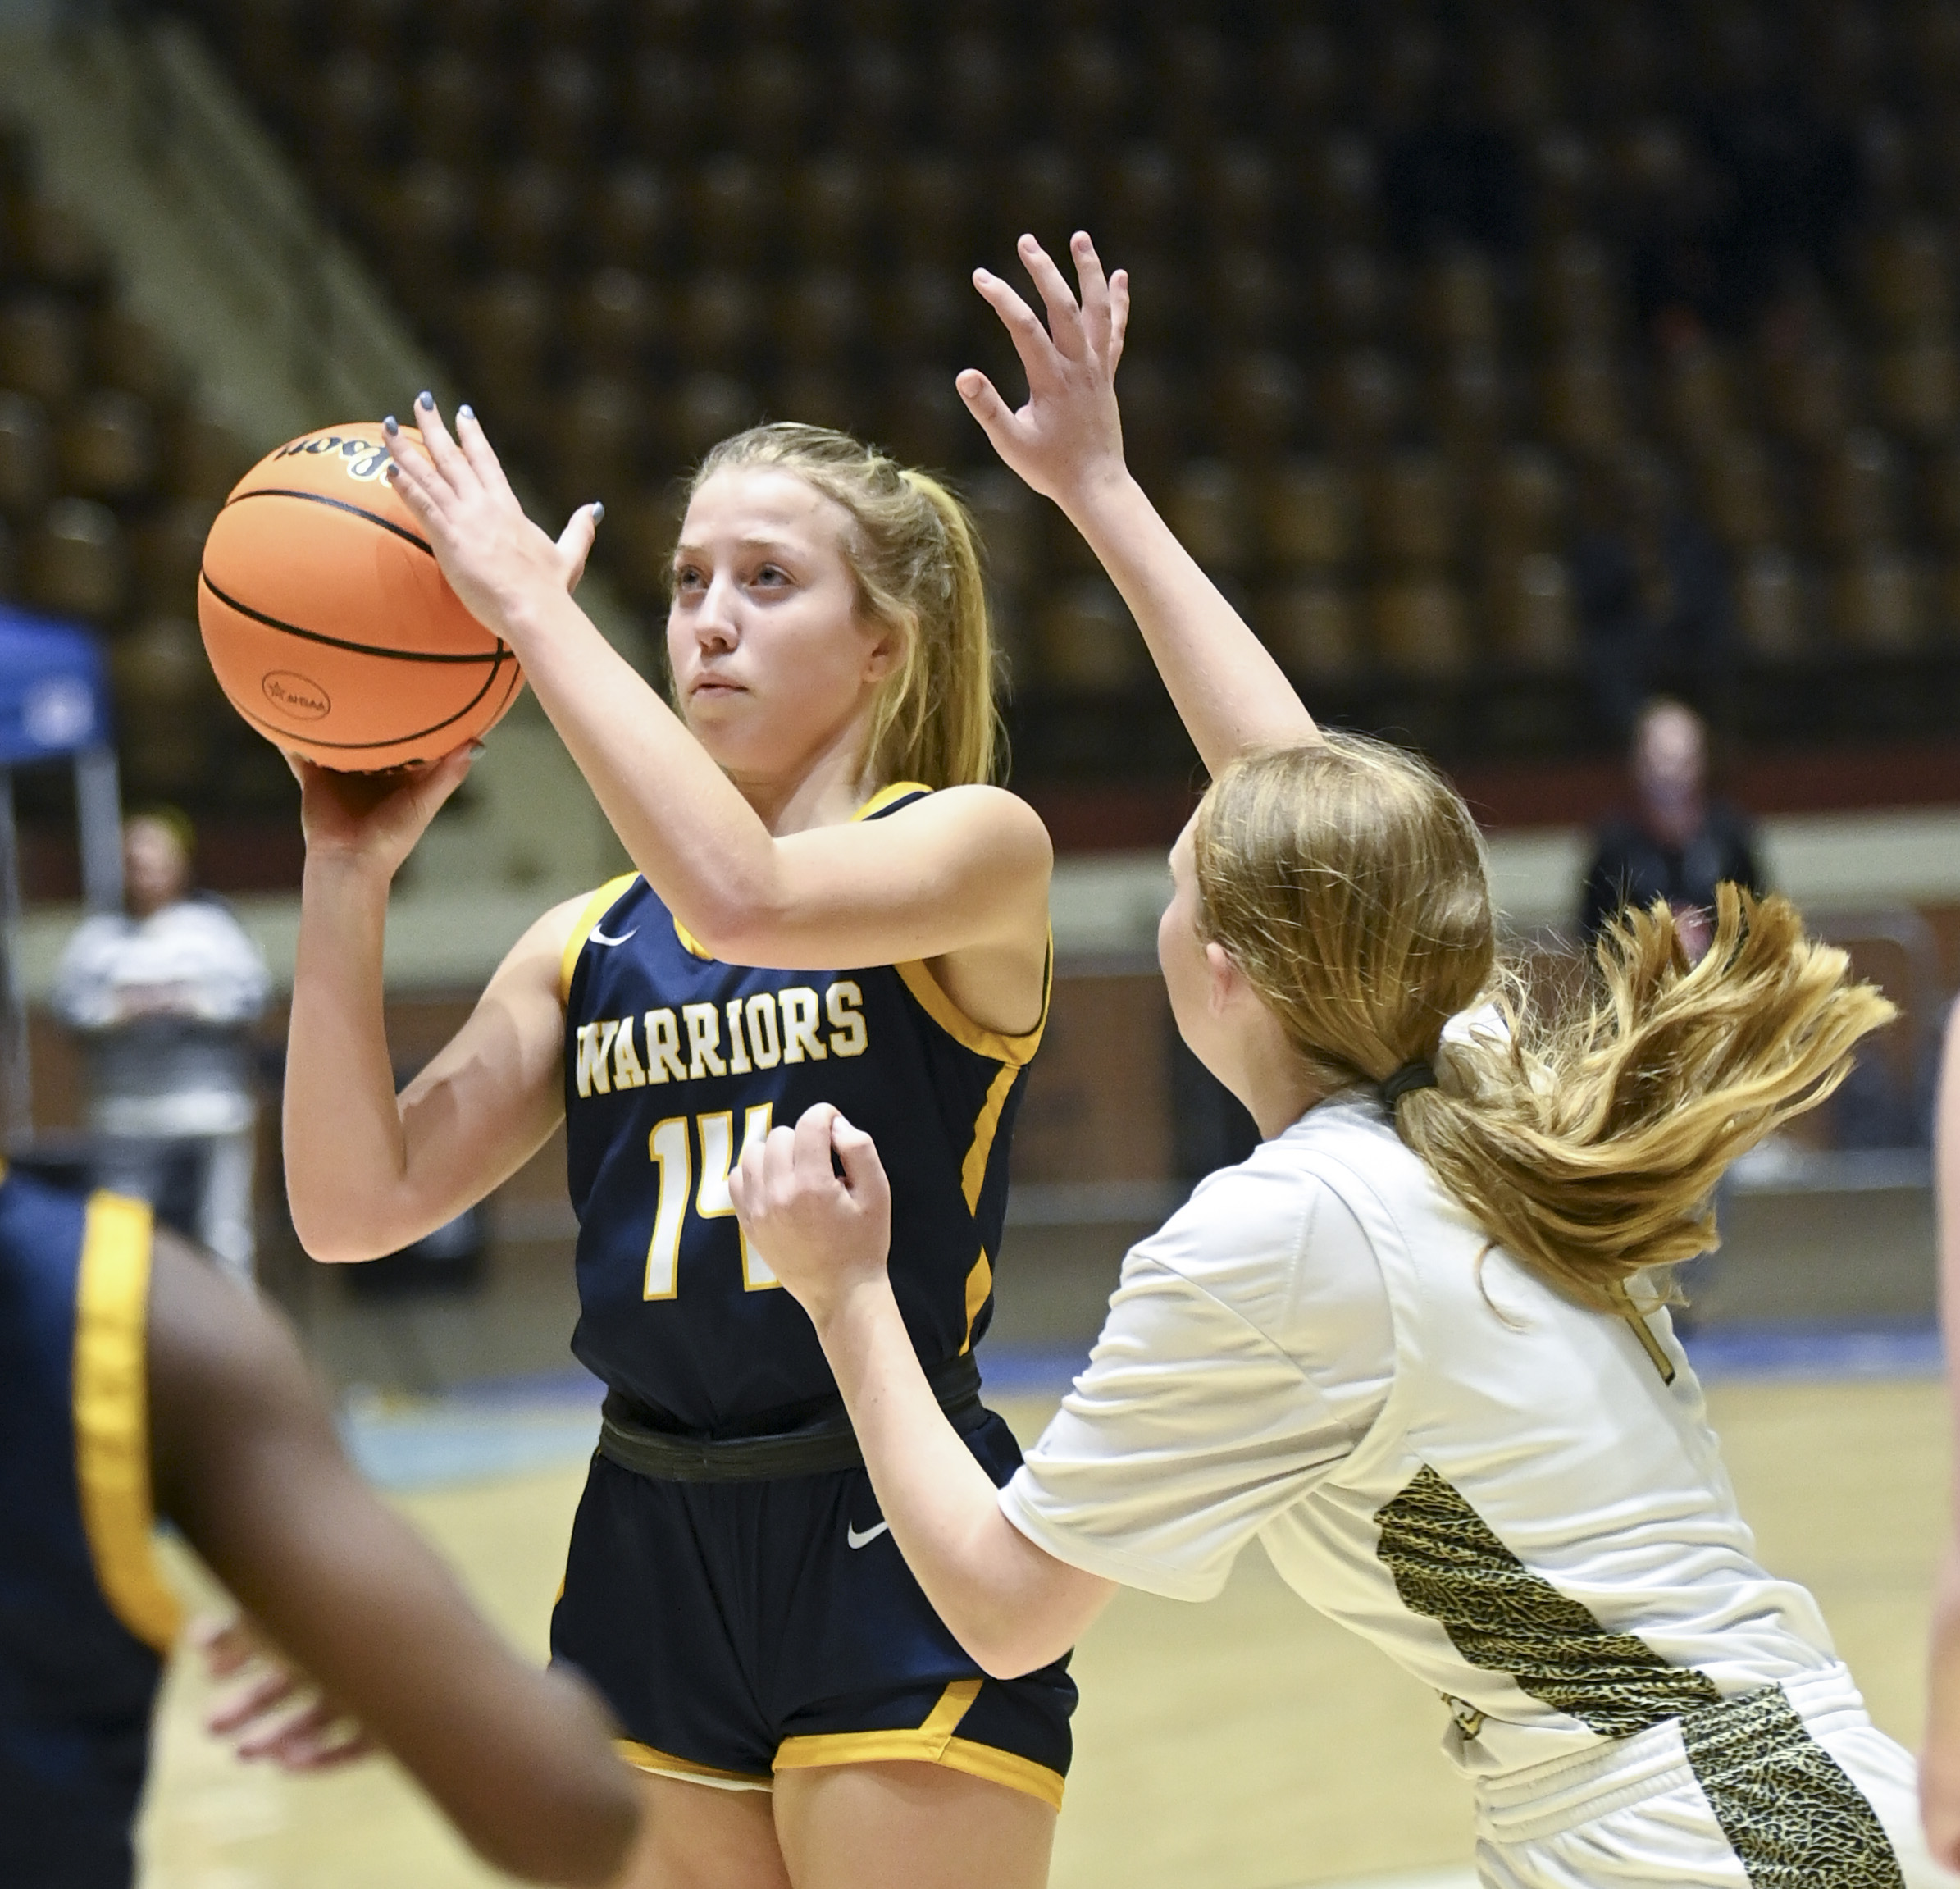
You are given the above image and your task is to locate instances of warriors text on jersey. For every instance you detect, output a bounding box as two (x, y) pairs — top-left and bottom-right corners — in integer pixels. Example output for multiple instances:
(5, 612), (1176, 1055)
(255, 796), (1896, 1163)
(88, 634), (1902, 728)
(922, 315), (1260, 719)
(558, 786), (1046, 1432)
(0, 1166), (182, 1889)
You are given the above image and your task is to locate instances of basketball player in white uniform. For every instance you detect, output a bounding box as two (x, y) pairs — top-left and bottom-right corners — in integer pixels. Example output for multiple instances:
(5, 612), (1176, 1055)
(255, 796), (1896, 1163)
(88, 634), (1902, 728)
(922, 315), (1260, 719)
(729, 233), (1954, 1888)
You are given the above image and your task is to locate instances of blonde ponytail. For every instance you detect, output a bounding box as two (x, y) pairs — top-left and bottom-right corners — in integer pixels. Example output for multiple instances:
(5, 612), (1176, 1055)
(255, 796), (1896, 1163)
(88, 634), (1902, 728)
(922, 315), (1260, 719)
(690, 424), (1000, 788)
(1193, 737), (1896, 1311)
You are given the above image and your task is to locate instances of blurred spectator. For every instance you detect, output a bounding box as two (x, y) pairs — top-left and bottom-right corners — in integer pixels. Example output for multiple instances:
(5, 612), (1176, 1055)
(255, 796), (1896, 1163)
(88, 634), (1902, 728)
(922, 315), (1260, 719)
(51, 810), (270, 1283)
(1579, 697), (1766, 960)
(1572, 456), (1733, 737)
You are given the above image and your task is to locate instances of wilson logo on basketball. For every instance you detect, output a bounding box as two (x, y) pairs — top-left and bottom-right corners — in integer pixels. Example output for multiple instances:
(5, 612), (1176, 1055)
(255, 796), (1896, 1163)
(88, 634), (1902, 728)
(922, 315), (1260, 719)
(271, 433), (392, 481)
(262, 671), (331, 719)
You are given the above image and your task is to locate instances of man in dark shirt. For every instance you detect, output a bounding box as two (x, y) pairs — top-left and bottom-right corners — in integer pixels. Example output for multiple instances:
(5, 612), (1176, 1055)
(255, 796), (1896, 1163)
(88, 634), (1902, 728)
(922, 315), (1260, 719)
(1579, 697), (1766, 960)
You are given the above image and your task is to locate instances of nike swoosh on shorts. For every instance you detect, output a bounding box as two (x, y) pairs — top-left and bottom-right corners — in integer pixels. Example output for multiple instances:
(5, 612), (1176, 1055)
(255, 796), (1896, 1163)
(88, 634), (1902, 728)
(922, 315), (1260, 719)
(846, 1521), (891, 1549)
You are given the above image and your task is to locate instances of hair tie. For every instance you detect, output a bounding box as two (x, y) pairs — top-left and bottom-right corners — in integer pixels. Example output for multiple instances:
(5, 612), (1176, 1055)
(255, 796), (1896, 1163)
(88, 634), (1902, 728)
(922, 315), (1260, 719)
(1380, 1061), (1438, 1110)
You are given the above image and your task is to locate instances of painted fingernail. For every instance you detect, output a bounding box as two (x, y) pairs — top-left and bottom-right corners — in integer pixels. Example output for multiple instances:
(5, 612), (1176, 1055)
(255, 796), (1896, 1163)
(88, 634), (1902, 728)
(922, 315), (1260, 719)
(417, 390), (433, 409)
(457, 403), (474, 421)
(590, 500), (605, 522)
(467, 742), (487, 758)
(383, 414), (398, 432)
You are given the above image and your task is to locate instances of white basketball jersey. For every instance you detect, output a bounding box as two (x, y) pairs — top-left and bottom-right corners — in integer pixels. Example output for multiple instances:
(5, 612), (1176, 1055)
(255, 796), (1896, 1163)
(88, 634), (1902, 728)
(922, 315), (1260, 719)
(1003, 1101), (1841, 1782)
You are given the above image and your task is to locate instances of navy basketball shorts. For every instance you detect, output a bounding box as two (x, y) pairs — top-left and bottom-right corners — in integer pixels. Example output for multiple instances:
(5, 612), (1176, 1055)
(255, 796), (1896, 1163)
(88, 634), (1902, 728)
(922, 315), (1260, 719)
(550, 1408), (1078, 1810)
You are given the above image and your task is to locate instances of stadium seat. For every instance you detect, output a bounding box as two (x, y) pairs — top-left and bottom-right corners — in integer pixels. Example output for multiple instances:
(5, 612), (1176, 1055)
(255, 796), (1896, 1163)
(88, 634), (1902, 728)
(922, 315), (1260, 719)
(1324, 348), (1408, 450)
(1258, 577), (1365, 684)
(92, 308), (187, 407)
(691, 156), (781, 265)
(1876, 337), (1959, 440)
(483, 163), (573, 273)
(1040, 577), (1147, 691)
(1734, 547), (1812, 659)
(1419, 249), (1503, 355)
(59, 389), (157, 501)
(1166, 460), (1251, 574)
(1487, 551), (1577, 670)
(1369, 451), (1460, 571)
(1315, 245), (1400, 344)
(413, 48), (499, 163)
(1542, 348), (1627, 454)
(0, 293), (84, 408)
(458, 273), (554, 413)
(675, 271), (763, 369)
(1260, 456), (1358, 573)
(133, 499), (219, 617)
(0, 390), (53, 518)
(1814, 429), (1903, 552)
(592, 166), (675, 269)
(1699, 434), (1787, 552)
(1432, 349), (1512, 459)
(1482, 445), (1568, 556)
(570, 267), (663, 374)
(112, 615), (222, 796)
(167, 410), (253, 504)
(25, 495), (127, 621)
(1832, 548), (1926, 652)
(522, 48), (608, 167)
(792, 153), (875, 262)
(1866, 221), (1953, 334)
(670, 370), (759, 459)
(1372, 576), (1471, 681)
(1210, 353), (1306, 459)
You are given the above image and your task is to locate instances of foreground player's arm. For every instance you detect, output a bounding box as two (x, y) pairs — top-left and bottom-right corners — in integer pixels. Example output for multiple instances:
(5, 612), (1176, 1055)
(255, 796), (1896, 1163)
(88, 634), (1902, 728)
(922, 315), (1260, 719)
(732, 1108), (1115, 1677)
(284, 754), (574, 1261)
(1922, 1001), (1960, 1865)
(958, 232), (1319, 778)
(147, 1230), (640, 1884)
(382, 404), (1050, 973)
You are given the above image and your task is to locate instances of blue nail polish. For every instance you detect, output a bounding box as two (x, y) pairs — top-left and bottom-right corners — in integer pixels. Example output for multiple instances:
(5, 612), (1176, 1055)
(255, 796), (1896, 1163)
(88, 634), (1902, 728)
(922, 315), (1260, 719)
(417, 390), (433, 409)
(590, 500), (605, 522)
(458, 404), (474, 421)
(383, 414), (398, 433)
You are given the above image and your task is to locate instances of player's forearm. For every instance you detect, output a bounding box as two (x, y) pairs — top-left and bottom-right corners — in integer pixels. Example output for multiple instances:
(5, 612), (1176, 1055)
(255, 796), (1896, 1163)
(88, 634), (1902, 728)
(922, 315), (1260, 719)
(813, 1281), (1087, 1677)
(285, 856), (416, 1260)
(495, 589), (796, 952)
(1058, 469), (1319, 776)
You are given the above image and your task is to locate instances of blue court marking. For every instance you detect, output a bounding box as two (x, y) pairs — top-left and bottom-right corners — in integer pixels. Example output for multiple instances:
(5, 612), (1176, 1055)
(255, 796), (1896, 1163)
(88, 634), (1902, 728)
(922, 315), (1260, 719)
(336, 1326), (1945, 1493)
(1681, 1321), (1944, 1380)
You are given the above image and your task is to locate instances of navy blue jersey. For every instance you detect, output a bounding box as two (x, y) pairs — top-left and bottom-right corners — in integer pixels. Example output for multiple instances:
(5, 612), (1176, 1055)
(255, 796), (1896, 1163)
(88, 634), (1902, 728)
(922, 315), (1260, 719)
(0, 1168), (181, 1889)
(560, 785), (1046, 1432)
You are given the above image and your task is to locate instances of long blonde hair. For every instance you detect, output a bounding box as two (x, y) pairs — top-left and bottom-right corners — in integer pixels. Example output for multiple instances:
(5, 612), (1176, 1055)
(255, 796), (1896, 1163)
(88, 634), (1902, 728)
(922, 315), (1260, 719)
(1192, 734), (1895, 1309)
(688, 423), (998, 788)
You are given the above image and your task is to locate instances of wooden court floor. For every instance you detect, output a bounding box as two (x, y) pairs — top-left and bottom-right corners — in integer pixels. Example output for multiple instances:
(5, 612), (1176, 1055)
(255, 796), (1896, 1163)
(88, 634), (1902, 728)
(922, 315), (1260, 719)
(139, 1378), (1949, 1889)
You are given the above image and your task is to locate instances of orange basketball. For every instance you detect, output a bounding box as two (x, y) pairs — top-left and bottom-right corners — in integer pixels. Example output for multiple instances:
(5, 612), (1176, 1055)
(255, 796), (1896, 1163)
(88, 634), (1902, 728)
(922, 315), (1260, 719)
(198, 422), (525, 769)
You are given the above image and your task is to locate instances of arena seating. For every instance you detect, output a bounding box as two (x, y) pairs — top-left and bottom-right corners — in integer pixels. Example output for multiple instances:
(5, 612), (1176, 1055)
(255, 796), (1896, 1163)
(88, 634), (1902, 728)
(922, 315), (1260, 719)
(0, 112), (264, 821)
(94, 4), (1960, 771)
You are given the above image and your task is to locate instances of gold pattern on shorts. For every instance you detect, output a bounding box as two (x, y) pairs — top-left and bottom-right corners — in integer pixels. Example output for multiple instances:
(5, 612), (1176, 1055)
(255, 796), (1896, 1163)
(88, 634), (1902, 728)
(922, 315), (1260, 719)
(1374, 1467), (1908, 1885)
(1679, 1686), (1906, 1889)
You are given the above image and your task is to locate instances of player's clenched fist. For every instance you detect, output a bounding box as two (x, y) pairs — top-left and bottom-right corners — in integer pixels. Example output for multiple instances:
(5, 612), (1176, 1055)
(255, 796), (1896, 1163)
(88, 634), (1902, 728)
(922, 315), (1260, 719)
(731, 1103), (894, 1325)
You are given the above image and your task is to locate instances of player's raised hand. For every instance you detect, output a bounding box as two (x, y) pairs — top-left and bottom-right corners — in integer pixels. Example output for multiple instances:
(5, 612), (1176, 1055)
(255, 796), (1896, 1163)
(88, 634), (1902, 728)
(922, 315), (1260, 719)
(959, 230), (1130, 511)
(382, 394), (600, 641)
(285, 743), (476, 880)
(731, 1103), (894, 1325)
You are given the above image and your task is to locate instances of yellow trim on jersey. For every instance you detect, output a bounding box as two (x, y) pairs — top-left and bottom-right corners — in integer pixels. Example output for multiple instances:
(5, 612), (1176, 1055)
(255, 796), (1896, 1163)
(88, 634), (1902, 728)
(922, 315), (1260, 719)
(672, 917), (714, 960)
(615, 1738), (773, 1789)
(774, 1678), (980, 1772)
(851, 780), (934, 821)
(962, 1064), (1020, 1213)
(940, 1736), (1066, 1810)
(559, 874), (641, 1003)
(959, 1250), (993, 1355)
(72, 1190), (182, 1655)
(772, 1680), (1064, 1808)
(893, 940), (1051, 1070)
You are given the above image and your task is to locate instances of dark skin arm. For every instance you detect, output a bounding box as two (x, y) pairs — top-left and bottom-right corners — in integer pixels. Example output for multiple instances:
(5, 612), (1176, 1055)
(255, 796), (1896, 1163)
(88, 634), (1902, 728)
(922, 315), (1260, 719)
(146, 1232), (640, 1886)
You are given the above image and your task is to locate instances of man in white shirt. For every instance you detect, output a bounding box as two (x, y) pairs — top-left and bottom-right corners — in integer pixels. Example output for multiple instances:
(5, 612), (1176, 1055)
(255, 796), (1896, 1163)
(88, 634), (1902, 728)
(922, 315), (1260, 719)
(52, 811), (271, 1282)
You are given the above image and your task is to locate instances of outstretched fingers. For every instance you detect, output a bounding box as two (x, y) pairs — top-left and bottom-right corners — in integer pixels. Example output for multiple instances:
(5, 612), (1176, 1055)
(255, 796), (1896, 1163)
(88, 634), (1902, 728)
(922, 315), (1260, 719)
(1107, 268), (1131, 372)
(955, 367), (1023, 454)
(1018, 233), (1088, 358)
(450, 404), (517, 504)
(1071, 232), (1114, 359)
(973, 266), (1064, 392)
(407, 392), (478, 496)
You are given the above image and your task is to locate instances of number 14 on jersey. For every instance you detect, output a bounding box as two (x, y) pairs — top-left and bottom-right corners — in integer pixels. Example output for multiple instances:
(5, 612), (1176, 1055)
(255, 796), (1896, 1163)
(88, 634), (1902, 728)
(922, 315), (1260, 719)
(645, 1104), (775, 1299)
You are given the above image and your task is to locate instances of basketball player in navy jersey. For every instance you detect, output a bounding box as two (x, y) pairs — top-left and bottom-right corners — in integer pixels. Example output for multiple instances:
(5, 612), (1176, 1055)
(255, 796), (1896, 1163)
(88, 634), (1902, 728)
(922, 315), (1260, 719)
(285, 401), (1065, 1879)
(0, 1158), (640, 1888)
